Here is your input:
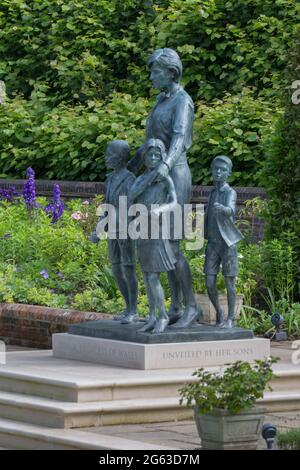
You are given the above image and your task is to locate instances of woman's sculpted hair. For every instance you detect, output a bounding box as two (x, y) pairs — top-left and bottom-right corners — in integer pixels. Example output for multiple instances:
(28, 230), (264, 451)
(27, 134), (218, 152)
(147, 48), (183, 83)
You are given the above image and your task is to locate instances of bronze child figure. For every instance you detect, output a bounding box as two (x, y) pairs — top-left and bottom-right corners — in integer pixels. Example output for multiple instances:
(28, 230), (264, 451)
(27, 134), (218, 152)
(204, 155), (243, 329)
(129, 138), (178, 334)
(91, 140), (138, 324)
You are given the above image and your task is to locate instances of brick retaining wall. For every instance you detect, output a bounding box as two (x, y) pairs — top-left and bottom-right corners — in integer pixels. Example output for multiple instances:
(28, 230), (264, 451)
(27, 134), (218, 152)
(0, 303), (111, 349)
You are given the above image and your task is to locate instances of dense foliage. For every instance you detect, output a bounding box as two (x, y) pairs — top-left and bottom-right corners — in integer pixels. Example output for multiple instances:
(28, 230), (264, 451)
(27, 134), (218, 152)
(263, 28), (300, 275)
(179, 358), (277, 414)
(0, 0), (299, 184)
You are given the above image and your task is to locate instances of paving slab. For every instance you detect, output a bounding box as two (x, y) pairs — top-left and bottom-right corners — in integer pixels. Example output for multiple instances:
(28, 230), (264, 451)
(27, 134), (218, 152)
(80, 411), (300, 450)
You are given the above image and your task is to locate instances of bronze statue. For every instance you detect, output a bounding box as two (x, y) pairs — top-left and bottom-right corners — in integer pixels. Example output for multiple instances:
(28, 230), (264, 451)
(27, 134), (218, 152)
(204, 156), (243, 328)
(128, 48), (203, 329)
(91, 140), (139, 324)
(129, 138), (178, 333)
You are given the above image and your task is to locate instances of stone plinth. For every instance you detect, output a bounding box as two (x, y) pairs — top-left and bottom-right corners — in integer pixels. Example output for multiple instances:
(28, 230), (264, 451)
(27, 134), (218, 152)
(53, 333), (270, 370)
(68, 319), (254, 344)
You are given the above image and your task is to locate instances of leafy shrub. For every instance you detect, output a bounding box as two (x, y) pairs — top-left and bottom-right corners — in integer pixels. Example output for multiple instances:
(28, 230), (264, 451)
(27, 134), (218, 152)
(0, 86), (279, 185)
(190, 90), (280, 185)
(238, 307), (272, 334)
(179, 358), (277, 414)
(262, 27), (300, 280)
(238, 302), (300, 339)
(0, 91), (148, 181)
(237, 232), (300, 337)
(0, 195), (120, 310)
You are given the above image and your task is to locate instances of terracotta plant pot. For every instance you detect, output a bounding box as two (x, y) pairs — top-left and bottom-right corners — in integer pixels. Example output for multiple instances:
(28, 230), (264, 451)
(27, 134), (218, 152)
(194, 406), (265, 450)
(195, 293), (243, 324)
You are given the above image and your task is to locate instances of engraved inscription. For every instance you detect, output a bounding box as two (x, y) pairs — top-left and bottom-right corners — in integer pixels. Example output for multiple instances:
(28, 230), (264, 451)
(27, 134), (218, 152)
(162, 347), (254, 361)
(60, 338), (141, 366)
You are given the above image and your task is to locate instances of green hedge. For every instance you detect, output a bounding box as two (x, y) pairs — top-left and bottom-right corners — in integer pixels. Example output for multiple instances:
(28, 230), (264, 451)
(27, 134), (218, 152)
(0, 87), (280, 184)
(0, 91), (148, 180)
(1, 0), (298, 102)
(263, 28), (300, 277)
(0, 0), (299, 183)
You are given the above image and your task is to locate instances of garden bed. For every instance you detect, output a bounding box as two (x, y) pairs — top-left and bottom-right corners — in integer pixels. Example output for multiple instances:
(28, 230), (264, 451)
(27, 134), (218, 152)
(0, 172), (299, 345)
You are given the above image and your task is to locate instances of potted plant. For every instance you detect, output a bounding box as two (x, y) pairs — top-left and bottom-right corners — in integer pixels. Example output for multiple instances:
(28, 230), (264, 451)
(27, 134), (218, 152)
(179, 358), (278, 450)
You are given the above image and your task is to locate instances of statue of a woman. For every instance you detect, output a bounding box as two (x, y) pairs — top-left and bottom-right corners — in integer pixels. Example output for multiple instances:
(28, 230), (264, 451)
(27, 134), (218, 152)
(128, 48), (202, 328)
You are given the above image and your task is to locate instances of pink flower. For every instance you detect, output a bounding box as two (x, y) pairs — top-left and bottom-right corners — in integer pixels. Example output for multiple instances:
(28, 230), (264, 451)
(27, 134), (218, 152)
(82, 200), (90, 206)
(71, 211), (83, 220)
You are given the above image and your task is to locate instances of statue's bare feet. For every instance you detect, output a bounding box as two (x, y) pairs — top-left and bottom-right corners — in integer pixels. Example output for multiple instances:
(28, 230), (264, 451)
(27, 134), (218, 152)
(120, 312), (139, 324)
(113, 310), (128, 322)
(171, 305), (203, 328)
(168, 306), (184, 325)
(152, 316), (169, 334)
(139, 317), (156, 332)
(220, 319), (234, 329)
(215, 310), (224, 327)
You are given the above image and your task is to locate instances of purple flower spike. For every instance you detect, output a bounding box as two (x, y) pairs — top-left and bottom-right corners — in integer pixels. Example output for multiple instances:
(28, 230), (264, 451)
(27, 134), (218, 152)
(23, 167), (37, 210)
(40, 269), (49, 280)
(57, 271), (64, 279)
(45, 183), (64, 224)
(0, 186), (20, 203)
(4, 233), (11, 239)
(53, 184), (61, 201)
(26, 167), (35, 178)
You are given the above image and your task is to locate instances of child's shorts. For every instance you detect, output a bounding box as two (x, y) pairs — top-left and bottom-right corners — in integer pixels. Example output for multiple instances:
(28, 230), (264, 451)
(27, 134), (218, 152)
(204, 240), (238, 277)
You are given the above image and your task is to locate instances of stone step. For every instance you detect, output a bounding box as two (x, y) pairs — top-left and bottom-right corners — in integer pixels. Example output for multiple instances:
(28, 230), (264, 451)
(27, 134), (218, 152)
(0, 367), (199, 403)
(0, 350), (202, 402)
(0, 418), (177, 450)
(0, 388), (300, 430)
(0, 351), (299, 403)
(271, 370), (300, 393)
(0, 391), (192, 428)
(258, 391), (300, 412)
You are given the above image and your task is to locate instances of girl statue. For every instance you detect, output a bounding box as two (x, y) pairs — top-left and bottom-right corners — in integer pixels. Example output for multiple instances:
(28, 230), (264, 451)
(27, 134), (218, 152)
(129, 139), (177, 333)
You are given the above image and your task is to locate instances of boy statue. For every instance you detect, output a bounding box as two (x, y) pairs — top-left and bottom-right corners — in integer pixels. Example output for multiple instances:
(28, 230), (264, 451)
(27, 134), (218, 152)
(91, 140), (138, 324)
(204, 155), (243, 329)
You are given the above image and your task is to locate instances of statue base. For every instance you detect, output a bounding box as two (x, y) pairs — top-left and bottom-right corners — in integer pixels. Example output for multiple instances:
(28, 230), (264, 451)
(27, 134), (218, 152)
(68, 319), (254, 343)
(52, 320), (270, 370)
